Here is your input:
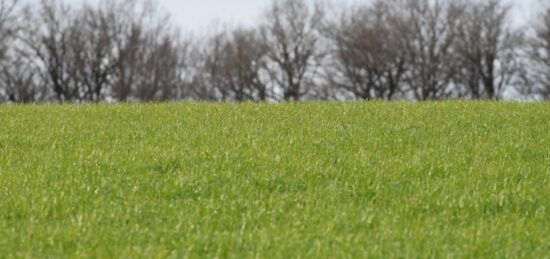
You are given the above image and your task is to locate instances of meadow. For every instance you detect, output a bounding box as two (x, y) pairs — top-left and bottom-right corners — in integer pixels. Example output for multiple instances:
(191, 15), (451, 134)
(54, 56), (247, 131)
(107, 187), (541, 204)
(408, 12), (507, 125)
(0, 102), (549, 258)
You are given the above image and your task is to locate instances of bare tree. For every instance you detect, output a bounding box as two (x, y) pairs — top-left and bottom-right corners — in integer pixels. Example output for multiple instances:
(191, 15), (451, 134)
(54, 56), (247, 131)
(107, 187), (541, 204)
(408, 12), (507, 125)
(185, 37), (221, 101)
(193, 31), (229, 100)
(64, 1), (124, 102)
(455, 0), (522, 99)
(0, 0), (25, 102)
(261, 0), (325, 101)
(19, 0), (187, 103)
(192, 27), (269, 102)
(108, 0), (150, 102)
(21, 0), (82, 102)
(221, 28), (269, 101)
(526, 6), (550, 100)
(0, 0), (17, 60)
(112, 1), (187, 102)
(325, 1), (406, 100)
(390, 0), (465, 100)
(134, 33), (184, 101)
(0, 0), (533, 103)
(1, 53), (45, 103)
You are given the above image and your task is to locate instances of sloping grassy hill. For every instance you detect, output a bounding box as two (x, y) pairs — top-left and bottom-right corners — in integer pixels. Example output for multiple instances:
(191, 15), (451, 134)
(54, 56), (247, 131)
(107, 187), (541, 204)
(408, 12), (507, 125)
(1, 102), (549, 258)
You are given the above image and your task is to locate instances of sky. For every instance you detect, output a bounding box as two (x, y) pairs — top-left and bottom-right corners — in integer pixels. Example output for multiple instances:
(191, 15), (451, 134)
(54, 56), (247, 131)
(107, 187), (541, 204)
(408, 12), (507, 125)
(152, 0), (353, 33)
(67, 0), (541, 31)
(155, 0), (539, 31)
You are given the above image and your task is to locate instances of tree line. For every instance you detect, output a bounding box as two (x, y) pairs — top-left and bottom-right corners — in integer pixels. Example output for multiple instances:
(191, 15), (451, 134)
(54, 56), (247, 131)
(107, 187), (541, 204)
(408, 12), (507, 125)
(0, 0), (549, 103)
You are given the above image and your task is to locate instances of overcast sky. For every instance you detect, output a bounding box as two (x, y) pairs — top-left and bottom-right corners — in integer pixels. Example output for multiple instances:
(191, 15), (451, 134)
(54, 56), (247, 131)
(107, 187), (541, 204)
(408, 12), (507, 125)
(69, 0), (541, 31)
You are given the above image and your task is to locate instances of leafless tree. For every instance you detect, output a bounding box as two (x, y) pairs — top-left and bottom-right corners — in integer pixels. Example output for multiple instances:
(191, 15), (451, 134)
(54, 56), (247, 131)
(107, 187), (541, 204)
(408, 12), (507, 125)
(325, 1), (406, 100)
(111, 23), (141, 101)
(0, 0), (536, 103)
(133, 33), (184, 102)
(526, 6), (550, 100)
(112, 0), (187, 102)
(185, 38), (221, 101)
(221, 28), (269, 101)
(193, 31), (230, 100)
(21, 0), (82, 102)
(192, 27), (269, 102)
(55, 1), (123, 102)
(0, 0), (17, 60)
(389, 0), (465, 100)
(0, 53), (46, 103)
(19, 0), (187, 103)
(0, 0), (29, 102)
(454, 0), (523, 99)
(260, 0), (325, 101)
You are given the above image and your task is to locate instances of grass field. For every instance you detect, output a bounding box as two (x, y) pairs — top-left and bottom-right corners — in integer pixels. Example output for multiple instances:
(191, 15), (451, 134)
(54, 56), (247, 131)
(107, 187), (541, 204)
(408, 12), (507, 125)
(1, 102), (550, 258)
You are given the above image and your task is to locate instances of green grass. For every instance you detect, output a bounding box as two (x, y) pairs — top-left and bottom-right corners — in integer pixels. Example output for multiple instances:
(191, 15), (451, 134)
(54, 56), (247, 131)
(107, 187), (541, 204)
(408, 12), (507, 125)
(0, 102), (549, 258)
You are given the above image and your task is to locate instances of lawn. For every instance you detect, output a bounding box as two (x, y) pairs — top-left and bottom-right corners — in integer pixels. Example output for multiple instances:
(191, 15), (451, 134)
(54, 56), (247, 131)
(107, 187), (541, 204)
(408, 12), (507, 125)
(0, 102), (549, 258)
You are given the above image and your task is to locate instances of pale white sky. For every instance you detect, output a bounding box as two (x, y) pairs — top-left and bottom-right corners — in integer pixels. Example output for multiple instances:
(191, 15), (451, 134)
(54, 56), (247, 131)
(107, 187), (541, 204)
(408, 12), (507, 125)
(45, 0), (542, 31)
(155, 0), (539, 31)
